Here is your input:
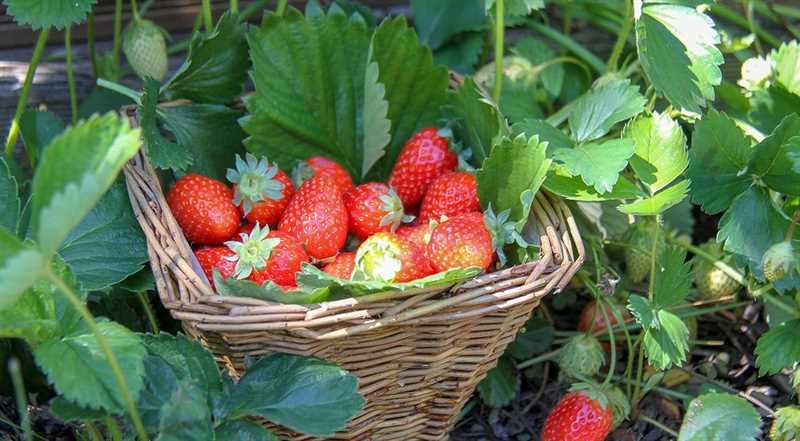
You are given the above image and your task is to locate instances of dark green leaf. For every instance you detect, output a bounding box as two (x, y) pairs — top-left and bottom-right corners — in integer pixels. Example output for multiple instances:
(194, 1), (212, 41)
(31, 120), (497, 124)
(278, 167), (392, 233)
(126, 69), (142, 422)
(445, 77), (510, 165)
(486, 0), (544, 17)
(58, 179), (147, 290)
(140, 80), (193, 173)
(219, 354), (365, 436)
(749, 85), (800, 134)
(643, 309), (689, 370)
(499, 77), (544, 124)
(477, 356), (519, 407)
(653, 246), (692, 308)
(412, 0), (486, 49)
(78, 86), (133, 119)
(162, 12), (249, 104)
(3, 0), (96, 30)
(137, 355), (180, 430)
(544, 163), (644, 201)
(512, 37), (564, 97)
(617, 179), (690, 216)
(687, 110), (753, 214)
(512, 119), (573, 150)
(141, 333), (223, 395)
(507, 318), (553, 359)
(748, 113), (800, 195)
(627, 112), (688, 193)
(19, 110), (64, 165)
(568, 79), (645, 143)
(214, 420), (278, 441)
(678, 393), (761, 441)
(0, 158), (20, 233)
(116, 268), (155, 293)
(33, 321), (146, 413)
(30, 113), (141, 256)
(49, 397), (106, 422)
(0, 228), (45, 309)
(156, 382), (214, 441)
(433, 32), (484, 74)
(216, 272), (331, 305)
(552, 138), (635, 193)
(754, 319), (800, 376)
(476, 134), (550, 228)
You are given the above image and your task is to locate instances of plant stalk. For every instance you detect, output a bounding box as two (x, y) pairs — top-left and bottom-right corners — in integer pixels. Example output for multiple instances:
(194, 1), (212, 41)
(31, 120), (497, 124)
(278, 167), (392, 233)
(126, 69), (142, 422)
(516, 349), (561, 369)
(87, 13), (98, 78)
(96, 79), (142, 104)
(599, 298), (617, 386)
(105, 417), (123, 441)
(45, 267), (150, 441)
(65, 27), (78, 125)
(527, 20), (606, 74)
(137, 291), (159, 334)
(9, 358), (31, 441)
(492, 0), (505, 103)
(607, 0), (633, 71)
(130, 0), (141, 21)
(201, 0), (214, 32)
(113, 0), (123, 67)
(710, 3), (781, 48)
(667, 236), (745, 285)
(4, 28), (51, 163)
(639, 414), (679, 437)
(85, 422), (103, 441)
(276, 0), (288, 16)
(230, 0), (239, 12)
(648, 217), (660, 302)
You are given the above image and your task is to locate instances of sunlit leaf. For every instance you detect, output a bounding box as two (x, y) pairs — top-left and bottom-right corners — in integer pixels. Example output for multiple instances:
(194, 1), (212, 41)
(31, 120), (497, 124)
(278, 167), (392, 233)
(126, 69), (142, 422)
(568, 79), (646, 143)
(627, 112), (688, 193)
(678, 393), (761, 441)
(3, 0), (96, 30)
(552, 138), (635, 193)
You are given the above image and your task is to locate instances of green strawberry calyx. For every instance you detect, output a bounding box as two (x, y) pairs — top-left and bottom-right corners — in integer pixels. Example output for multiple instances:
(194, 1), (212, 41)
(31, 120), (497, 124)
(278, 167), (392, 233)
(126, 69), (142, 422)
(291, 160), (315, 188)
(227, 153), (286, 215)
(762, 241), (798, 282)
(224, 223), (280, 279)
(483, 204), (528, 267)
(379, 187), (415, 232)
(353, 234), (402, 283)
(567, 382), (629, 423)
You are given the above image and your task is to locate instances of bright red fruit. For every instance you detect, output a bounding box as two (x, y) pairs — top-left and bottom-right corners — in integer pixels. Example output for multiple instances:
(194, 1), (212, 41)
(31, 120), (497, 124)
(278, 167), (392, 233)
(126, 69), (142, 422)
(294, 156), (354, 192)
(541, 392), (613, 441)
(322, 252), (357, 280)
(344, 183), (412, 240)
(247, 230), (309, 289)
(195, 246), (237, 289)
(427, 212), (494, 272)
(396, 221), (437, 250)
(228, 153), (294, 227)
(389, 128), (457, 208)
(278, 175), (349, 259)
(418, 171), (480, 222)
(355, 233), (432, 283)
(167, 174), (240, 245)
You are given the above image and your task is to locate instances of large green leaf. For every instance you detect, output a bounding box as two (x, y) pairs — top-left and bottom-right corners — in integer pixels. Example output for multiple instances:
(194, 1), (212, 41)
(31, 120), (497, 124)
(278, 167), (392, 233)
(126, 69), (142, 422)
(643, 309), (689, 370)
(433, 33), (484, 74)
(748, 113), (800, 196)
(678, 393), (761, 441)
(141, 333), (223, 395)
(49, 397), (107, 422)
(33, 321), (146, 413)
(137, 355), (181, 430)
(499, 77), (544, 125)
(627, 112), (688, 193)
(754, 319), (800, 376)
(445, 77), (510, 165)
(552, 138), (635, 193)
(512, 119), (573, 150)
(0, 158), (20, 233)
(0, 228), (45, 310)
(58, 180), (147, 291)
(214, 420), (278, 441)
(544, 163), (644, 201)
(30, 113), (141, 256)
(218, 354), (365, 437)
(749, 84), (800, 134)
(653, 246), (692, 308)
(2, 0), (96, 30)
(568, 79), (645, 143)
(506, 318), (554, 359)
(140, 80), (193, 173)
(411, 0), (486, 50)
(162, 12), (249, 104)
(477, 356), (519, 408)
(156, 383), (214, 441)
(687, 110), (753, 214)
(635, 0), (723, 113)
(476, 134), (550, 228)
(772, 41), (800, 96)
(617, 179), (690, 216)
(19, 110), (64, 166)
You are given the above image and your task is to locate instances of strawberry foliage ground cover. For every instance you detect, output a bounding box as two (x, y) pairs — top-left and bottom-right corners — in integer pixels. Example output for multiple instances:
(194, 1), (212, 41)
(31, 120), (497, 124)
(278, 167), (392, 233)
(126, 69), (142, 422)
(0, 0), (800, 440)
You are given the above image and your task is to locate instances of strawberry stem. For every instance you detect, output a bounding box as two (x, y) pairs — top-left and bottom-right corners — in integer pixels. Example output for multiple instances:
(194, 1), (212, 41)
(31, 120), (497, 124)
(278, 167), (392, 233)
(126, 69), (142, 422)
(65, 26), (78, 125)
(97, 79), (142, 104)
(8, 359), (31, 441)
(201, 0), (214, 33)
(113, 0), (123, 68)
(492, 0), (505, 103)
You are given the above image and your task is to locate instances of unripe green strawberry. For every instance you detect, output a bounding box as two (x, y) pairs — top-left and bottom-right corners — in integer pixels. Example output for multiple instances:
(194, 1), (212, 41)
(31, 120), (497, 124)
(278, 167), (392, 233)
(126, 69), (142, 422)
(558, 335), (605, 380)
(622, 220), (664, 284)
(123, 19), (168, 81)
(762, 241), (797, 282)
(770, 406), (800, 441)
(694, 241), (740, 300)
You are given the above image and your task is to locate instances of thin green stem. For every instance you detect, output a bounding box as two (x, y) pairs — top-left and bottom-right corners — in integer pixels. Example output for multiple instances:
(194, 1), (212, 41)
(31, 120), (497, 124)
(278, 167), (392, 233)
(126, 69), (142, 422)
(639, 414), (679, 437)
(97, 79), (142, 104)
(762, 292), (800, 318)
(87, 13), (98, 78)
(527, 20), (606, 74)
(4, 28), (50, 163)
(230, 0), (239, 12)
(516, 349), (561, 369)
(772, 3), (800, 20)
(667, 236), (745, 285)
(710, 3), (781, 48)
(130, 0), (141, 21)
(276, 0), (288, 16)
(0, 415), (48, 441)
(113, 0), (123, 67)
(607, 0), (633, 71)
(9, 358), (31, 441)
(632, 344), (646, 405)
(201, 0), (214, 32)
(611, 374), (692, 401)
(65, 27), (78, 125)
(599, 298), (617, 386)
(45, 267), (150, 441)
(85, 422), (103, 441)
(105, 417), (123, 441)
(742, 0), (764, 55)
(137, 291), (159, 334)
(492, 0), (505, 103)
(647, 217), (661, 302)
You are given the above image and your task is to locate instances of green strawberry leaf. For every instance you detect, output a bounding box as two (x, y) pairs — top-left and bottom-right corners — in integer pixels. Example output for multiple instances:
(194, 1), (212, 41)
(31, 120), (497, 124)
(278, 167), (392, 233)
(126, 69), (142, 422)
(141, 333), (223, 395)
(749, 84), (800, 135)
(627, 112), (688, 193)
(643, 309), (689, 370)
(568, 79), (646, 143)
(30, 113), (141, 257)
(617, 179), (690, 216)
(772, 41), (800, 96)
(717, 186), (788, 270)
(214, 420), (279, 441)
(162, 11), (249, 104)
(635, 0), (723, 113)
(433, 32), (485, 74)
(19, 110), (64, 166)
(678, 393), (761, 441)
(627, 295), (658, 328)
(0, 276), (58, 344)
(137, 355), (181, 431)
(445, 77), (510, 165)
(58, 179), (147, 291)
(0, 228), (45, 310)
(0, 158), (20, 234)
(477, 134), (550, 229)
(477, 355), (519, 408)
(500, 77), (544, 125)
(771, 406), (800, 441)
(748, 113), (800, 196)
(552, 138), (635, 194)
(49, 397), (107, 422)
(33, 321), (146, 414)
(512, 37), (564, 97)
(506, 317), (554, 359)
(653, 246), (692, 308)
(218, 354), (365, 437)
(486, 0), (544, 17)
(412, 0), (487, 50)
(140, 80), (193, 173)
(544, 163), (644, 201)
(2, 0), (96, 30)
(754, 319), (800, 376)
(512, 119), (573, 150)
(156, 382), (214, 441)
(361, 59), (391, 179)
(687, 110), (753, 214)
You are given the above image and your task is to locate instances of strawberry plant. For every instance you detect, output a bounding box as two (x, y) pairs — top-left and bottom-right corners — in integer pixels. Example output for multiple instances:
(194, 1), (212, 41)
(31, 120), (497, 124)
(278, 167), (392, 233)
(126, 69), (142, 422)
(0, 0), (799, 439)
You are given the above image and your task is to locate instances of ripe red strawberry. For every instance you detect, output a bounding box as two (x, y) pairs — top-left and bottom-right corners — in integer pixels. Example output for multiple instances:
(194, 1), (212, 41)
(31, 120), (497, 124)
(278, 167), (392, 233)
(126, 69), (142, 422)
(389, 128), (457, 208)
(344, 183), (413, 240)
(427, 212), (494, 272)
(293, 156), (354, 192)
(195, 246), (237, 289)
(396, 220), (437, 250)
(419, 171), (480, 222)
(228, 153), (294, 227)
(354, 233), (433, 283)
(541, 390), (613, 441)
(224, 223), (309, 289)
(278, 175), (349, 260)
(322, 252), (356, 280)
(167, 174), (241, 245)
(237, 223), (255, 236)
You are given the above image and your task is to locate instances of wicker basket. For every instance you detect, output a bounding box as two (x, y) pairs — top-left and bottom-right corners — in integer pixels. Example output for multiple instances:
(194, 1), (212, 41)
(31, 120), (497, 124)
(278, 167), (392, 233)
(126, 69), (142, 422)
(120, 104), (584, 440)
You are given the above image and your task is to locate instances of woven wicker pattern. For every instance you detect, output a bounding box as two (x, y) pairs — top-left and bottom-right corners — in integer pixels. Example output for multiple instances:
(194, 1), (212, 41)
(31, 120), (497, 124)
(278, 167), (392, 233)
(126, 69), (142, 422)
(121, 105), (585, 440)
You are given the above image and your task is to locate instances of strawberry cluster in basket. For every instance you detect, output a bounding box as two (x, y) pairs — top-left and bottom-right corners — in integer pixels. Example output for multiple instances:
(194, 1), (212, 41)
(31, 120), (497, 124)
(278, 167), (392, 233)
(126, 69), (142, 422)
(166, 128), (498, 292)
